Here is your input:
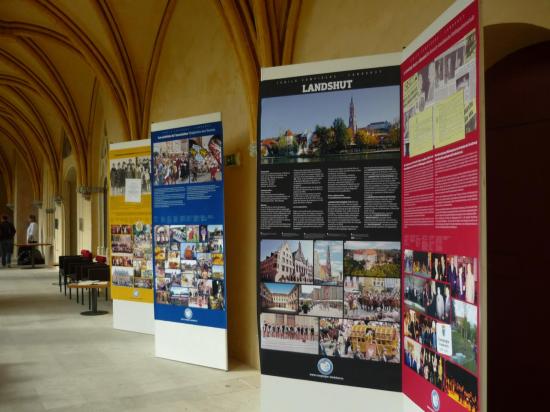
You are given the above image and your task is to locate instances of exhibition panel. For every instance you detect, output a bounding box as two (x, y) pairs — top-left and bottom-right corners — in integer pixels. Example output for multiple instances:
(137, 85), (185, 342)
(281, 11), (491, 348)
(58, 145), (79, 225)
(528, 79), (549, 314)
(401, 1), (482, 411)
(257, 54), (403, 390)
(109, 139), (155, 334)
(151, 113), (228, 370)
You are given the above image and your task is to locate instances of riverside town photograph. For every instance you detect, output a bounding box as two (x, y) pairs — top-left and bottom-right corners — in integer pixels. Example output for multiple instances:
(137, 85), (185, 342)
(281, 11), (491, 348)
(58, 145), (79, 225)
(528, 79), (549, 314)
(260, 85), (400, 164)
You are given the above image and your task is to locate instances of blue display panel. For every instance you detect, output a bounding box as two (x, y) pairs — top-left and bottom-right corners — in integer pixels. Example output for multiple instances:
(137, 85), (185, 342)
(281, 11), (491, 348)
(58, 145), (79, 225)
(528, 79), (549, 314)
(151, 119), (226, 329)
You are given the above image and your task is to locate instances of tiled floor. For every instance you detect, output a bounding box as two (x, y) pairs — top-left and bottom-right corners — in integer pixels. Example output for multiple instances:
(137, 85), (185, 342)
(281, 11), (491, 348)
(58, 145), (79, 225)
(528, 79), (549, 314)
(0, 267), (260, 412)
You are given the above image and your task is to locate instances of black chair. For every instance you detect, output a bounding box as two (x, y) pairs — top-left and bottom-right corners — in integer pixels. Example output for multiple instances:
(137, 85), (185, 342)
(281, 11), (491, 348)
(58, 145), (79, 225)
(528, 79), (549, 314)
(64, 257), (92, 299)
(58, 255), (80, 293)
(76, 263), (110, 307)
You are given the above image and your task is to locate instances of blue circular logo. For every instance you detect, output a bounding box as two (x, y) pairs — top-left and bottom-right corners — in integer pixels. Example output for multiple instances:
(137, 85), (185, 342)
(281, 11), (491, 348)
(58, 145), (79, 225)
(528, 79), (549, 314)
(132, 290), (140, 298)
(317, 358), (334, 376)
(184, 308), (193, 320)
(431, 389), (440, 411)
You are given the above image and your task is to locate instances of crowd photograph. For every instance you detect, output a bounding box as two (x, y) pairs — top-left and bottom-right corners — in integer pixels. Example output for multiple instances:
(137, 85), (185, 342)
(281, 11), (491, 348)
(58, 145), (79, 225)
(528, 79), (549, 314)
(110, 155), (151, 195)
(260, 313), (318, 355)
(319, 318), (400, 363)
(152, 139), (190, 185)
(343, 276), (400, 322)
(152, 135), (222, 186)
(404, 337), (444, 389)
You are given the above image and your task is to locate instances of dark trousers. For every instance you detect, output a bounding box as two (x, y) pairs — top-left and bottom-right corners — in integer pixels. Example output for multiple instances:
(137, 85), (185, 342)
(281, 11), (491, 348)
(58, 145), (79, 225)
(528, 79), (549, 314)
(0, 239), (14, 266)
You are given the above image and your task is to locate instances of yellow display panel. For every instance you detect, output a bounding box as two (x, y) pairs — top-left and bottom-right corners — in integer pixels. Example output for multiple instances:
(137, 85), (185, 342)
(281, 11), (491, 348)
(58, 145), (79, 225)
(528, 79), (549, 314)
(108, 141), (153, 303)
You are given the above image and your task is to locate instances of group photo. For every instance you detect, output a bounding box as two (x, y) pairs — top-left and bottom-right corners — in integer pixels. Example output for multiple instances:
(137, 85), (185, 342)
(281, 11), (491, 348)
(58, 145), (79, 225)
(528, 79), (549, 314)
(319, 318), (400, 363)
(111, 267), (133, 287)
(111, 234), (133, 254)
(404, 275), (451, 322)
(431, 252), (448, 282)
(260, 313), (319, 355)
(404, 337), (444, 390)
(110, 155), (151, 195)
(404, 309), (438, 350)
(449, 255), (478, 304)
(343, 276), (400, 322)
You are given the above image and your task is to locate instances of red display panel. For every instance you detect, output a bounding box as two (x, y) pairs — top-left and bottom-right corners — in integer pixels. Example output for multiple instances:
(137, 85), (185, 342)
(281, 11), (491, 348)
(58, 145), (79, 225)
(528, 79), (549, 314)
(401, 1), (481, 411)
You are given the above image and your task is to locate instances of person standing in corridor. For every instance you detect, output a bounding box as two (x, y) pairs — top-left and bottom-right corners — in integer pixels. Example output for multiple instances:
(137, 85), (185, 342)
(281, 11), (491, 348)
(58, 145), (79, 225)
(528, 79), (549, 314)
(26, 215), (38, 244)
(0, 215), (16, 268)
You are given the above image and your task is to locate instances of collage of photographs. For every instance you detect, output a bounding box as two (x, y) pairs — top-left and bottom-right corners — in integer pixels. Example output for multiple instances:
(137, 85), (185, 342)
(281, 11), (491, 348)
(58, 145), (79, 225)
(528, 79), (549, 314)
(259, 239), (401, 363)
(403, 249), (479, 411)
(403, 30), (477, 157)
(154, 224), (225, 310)
(152, 134), (222, 186)
(111, 222), (153, 289)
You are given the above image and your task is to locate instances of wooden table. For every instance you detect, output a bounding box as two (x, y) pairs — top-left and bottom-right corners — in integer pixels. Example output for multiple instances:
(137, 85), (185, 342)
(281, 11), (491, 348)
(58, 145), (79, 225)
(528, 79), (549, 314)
(68, 281), (109, 316)
(16, 243), (51, 269)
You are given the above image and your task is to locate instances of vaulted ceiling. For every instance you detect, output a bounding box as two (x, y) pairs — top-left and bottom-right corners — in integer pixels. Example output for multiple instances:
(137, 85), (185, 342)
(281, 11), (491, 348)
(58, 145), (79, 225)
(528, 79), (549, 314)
(0, 0), (300, 200)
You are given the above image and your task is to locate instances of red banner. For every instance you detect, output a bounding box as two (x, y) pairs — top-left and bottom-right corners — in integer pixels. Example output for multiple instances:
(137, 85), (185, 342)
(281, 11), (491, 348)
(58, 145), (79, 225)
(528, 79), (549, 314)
(401, 1), (481, 411)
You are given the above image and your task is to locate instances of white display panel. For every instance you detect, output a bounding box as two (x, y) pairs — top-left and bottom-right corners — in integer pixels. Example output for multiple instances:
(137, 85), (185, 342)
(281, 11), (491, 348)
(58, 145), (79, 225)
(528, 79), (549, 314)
(155, 320), (228, 370)
(113, 300), (154, 335)
(260, 375), (422, 412)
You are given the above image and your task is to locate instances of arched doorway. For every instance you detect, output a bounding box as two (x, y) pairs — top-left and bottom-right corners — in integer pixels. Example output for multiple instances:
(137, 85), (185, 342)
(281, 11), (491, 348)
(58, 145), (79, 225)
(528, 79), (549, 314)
(486, 40), (550, 410)
(63, 168), (78, 255)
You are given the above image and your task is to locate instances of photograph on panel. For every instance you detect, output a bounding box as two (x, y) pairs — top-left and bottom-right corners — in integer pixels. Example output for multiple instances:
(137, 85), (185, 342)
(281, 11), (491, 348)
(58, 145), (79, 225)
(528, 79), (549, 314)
(260, 86), (400, 164)
(343, 241), (401, 278)
(260, 313), (319, 355)
(319, 318), (400, 363)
